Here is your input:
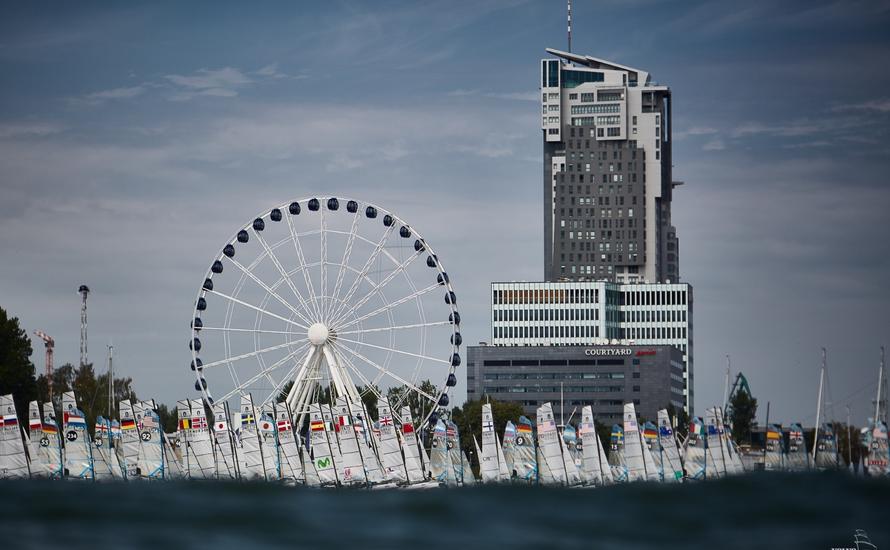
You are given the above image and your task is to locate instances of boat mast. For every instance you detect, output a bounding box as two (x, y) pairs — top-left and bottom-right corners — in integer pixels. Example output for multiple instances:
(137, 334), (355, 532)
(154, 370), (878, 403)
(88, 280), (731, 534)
(722, 355), (731, 412)
(762, 401), (770, 471)
(812, 348), (825, 464)
(876, 346), (885, 424)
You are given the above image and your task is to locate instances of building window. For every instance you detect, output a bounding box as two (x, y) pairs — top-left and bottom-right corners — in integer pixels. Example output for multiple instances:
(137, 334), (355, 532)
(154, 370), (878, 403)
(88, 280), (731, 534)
(632, 385), (640, 392)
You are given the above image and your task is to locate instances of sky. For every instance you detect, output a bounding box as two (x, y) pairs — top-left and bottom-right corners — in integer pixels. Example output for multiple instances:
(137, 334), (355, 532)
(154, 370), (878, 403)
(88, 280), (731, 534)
(1, 0), (889, 426)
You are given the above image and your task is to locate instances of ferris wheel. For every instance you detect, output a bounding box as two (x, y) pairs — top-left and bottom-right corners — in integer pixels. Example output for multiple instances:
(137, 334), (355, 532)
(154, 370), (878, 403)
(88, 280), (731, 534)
(188, 197), (460, 428)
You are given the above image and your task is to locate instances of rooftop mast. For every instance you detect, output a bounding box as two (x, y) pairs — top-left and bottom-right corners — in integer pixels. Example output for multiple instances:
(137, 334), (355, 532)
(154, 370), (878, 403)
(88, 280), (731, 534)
(567, 0), (572, 53)
(79, 285), (90, 367)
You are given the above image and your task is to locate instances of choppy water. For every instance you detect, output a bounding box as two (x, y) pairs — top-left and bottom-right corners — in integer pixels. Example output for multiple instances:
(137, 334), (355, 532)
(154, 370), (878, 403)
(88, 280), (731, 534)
(1, 472), (886, 549)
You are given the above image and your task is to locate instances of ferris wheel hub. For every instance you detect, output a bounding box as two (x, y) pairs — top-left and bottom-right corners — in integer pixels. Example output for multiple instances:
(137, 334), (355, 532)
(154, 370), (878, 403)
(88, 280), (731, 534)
(308, 322), (330, 346)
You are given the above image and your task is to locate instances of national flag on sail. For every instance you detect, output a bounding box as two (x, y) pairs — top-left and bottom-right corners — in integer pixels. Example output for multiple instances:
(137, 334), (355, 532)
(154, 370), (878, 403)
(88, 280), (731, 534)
(310, 419), (325, 432)
(4, 413), (19, 427)
(643, 427), (657, 439)
(482, 420), (494, 433)
(42, 422), (58, 434)
(191, 417), (207, 430)
(121, 418), (137, 431)
(142, 415), (157, 430)
(539, 419), (555, 433)
(29, 417), (42, 431)
(277, 419), (291, 433)
(767, 430), (781, 440)
(446, 425), (456, 438)
(401, 422), (414, 434)
(179, 418), (190, 430)
(215, 421), (227, 432)
(63, 411), (85, 428)
(95, 422), (108, 434)
(659, 426), (673, 437)
(338, 415), (351, 428)
(241, 414), (254, 427)
(379, 416), (393, 427)
(517, 422), (533, 435)
(259, 419), (274, 431)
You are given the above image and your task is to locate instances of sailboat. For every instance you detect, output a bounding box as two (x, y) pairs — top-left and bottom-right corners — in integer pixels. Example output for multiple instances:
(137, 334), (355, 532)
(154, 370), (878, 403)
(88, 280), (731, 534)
(560, 423), (582, 485)
(0, 394), (30, 479)
(308, 403), (338, 485)
(656, 409), (683, 482)
(461, 450), (477, 485)
(42, 402), (64, 478)
(429, 418), (449, 485)
(683, 417), (706, 480)
(257, 405), (280, 481)
(865, 420), (889, 476)
(502, 421), (516, 479)
(480, 403), (500, 483)
(623, 403), (658, 482)
(334, 396), (367, 486)
(26, 401), (45, 478)
(765, 424), (785, 472)
(536, 403), (567, 485)
(641, 421), (662, 480)
(786, 423), (808, 471)
(180, 399), (215, 479)
(814, 423), (840, 470)
(513, 416), (537, 483)
(376, 397), (407, 484)
(237, 395), (264, 481)
(92, 416), (119, 481)
(119, 400), (141, 479)
(211, 402), (239, 480)
(274, 402), (302, 484)
(62, 391), (93, 480)
(398, 405), (426, 484)
(163, 432), (185, 479)
(445, 420), (461, 486)
(704, 407), (727, 478)
(137, 401), (164, 480)
(608, 424), (627, 482)
(579, 406), (604, 485)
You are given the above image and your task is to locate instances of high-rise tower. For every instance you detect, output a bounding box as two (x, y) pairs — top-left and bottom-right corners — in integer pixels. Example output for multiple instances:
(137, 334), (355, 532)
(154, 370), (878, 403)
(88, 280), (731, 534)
(542, 49), (680, 284)
(79, 284), (90, 367)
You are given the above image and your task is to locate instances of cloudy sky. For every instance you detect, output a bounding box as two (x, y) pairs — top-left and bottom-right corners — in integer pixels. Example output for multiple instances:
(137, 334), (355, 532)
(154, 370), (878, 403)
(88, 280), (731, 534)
(1, 0), (888, 425)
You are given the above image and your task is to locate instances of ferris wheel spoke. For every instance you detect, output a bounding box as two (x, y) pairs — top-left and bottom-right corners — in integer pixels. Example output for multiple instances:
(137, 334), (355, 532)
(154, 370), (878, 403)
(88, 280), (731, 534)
(320, 204), (328, 324)
(328, 224), (395, 324)
(225, 256), (315, 327)
(333, 341), (438, 403)
(285, 211), (323, 321)
(200, 327), (301, 336)
(331, 249), (422, 327)
(326, 207), (360, 323)
(336, 320), (451, 336)
(207, 289), (308, 330)
(200, 340), (299, 370)
(332, 347), (384, 398)
(335, 282), (440, 331)
(214, 342), (308, 402)
(253, 231), (318, 325)
(335, 336), (450, 366)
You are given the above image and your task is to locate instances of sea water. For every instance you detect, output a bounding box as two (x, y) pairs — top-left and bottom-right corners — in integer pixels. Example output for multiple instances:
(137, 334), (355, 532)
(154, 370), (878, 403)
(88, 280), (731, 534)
(0, 471), (886, 549)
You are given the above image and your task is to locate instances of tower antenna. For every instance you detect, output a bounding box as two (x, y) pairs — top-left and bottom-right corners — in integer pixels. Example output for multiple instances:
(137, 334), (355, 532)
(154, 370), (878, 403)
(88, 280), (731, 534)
(79, 285), (90, 367)
(33, 330), (54, 401)
(567, 0), (572, 53)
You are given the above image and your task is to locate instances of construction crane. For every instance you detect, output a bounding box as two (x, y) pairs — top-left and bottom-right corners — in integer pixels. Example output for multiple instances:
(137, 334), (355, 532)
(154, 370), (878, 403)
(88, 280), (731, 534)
(79, 284), (90, 367)
(33, 330), (55, 400)
(724, 372), (753, 422)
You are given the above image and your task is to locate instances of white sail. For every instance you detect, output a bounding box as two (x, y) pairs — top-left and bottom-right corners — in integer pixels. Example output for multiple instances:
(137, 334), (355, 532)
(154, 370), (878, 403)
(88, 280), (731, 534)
(608, 424), (628, 482)
(445, 420), (461, 486)
(377, 397), (407, 484)
(62, 391), (93, 480)
(704, 407), (726, 478)
(118, 400), (140, 479)
(237, 395), (264, 480)
(26, 401), (45, 478)
(495, 433), (509, 481)
(257, 406), (280, 481)
(274, 403), (302, 483)
(595, 422), (613, 485)
(814, 423), (840, 470)
(786, 423), (808, 471)
(0, 395), (30, 479)
(502, 421), (516, 479)
(461, 451), (477, 485)
(684, 417), (706, 479)
(163, 432), (184, 479)
(420, 434), (432, 479)
(37, 402), (63, 479)
(559, 426), (581, 485)
(765, 424), (785, 472)
(302, 445), (320, 487)
(865, 420), (889, 476)
(480, 403), (500, 482)
(322, 404), (343, 468)
(656, 409), (683, 482)
(399, 405), (424, 483)
(430, 419), (449, 484)
(536, 403), (566, 485)
(351, 401), (383, 484)
(308, 403), (337, 485)
(640, 427), (660, 482)
(513, 416), (537, 483)
(137, 402), (164, 479)
(718, 409), (745, 475)
(334, 396), (367, 486)
(107, 420), (125, 479)
(92, 417), (117, 481)
(580, 406), (604, 485)
(622, 403), (648, 482)
(211, 403), (238, 480)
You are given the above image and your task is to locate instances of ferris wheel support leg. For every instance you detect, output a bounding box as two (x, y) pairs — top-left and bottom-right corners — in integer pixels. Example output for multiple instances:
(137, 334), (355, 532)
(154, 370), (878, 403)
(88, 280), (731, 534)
(286, 347), (318, 414)
(323, 344), (360, 404)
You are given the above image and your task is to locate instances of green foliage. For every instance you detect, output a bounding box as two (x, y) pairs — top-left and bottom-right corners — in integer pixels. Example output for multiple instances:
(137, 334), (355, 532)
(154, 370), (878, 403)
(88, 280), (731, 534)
(729, 390), (758, 445)
(386, 380), (438, 425)
(156, 403), (179, 433)
(667, 403), (690, 439)
(0, 306), (38, 419)
(449, 397), (525, 471)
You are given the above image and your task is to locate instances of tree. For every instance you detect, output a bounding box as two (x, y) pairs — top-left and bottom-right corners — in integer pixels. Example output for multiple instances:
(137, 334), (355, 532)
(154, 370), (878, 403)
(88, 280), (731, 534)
(729, 390), (758, 445)
(667, 403), (690, 440)
(386, 380), (439, 425)
(449, 398), (524, 471)
(0, 306), (38, 419)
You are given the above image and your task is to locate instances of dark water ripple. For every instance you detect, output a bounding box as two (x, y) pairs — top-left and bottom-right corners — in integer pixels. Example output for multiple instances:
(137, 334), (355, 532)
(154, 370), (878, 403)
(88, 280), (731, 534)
(0, 472), (886, 549)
